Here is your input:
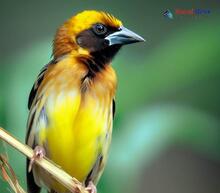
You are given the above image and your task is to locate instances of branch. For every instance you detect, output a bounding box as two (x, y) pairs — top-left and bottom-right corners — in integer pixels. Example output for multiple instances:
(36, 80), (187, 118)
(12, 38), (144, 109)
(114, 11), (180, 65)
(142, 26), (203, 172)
(0, 127), (88, 193)
(0, 154), (26, 193)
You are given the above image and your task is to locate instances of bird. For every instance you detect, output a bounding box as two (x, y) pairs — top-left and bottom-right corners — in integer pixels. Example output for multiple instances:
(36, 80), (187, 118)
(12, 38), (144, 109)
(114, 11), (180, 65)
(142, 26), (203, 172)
(26, 10), (145, 193)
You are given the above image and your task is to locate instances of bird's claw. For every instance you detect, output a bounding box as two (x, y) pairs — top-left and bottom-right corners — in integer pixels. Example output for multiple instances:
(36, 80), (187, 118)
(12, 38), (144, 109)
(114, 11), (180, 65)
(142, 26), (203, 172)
(28, 146), (45, 172)
(85, 181), (97, 193)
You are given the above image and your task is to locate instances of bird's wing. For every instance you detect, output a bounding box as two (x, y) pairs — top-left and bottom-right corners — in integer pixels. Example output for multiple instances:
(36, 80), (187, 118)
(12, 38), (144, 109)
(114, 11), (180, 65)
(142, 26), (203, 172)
(26, 61), (53, 144)
(28, 64), (49, 110)
(26, 62), (50, 193)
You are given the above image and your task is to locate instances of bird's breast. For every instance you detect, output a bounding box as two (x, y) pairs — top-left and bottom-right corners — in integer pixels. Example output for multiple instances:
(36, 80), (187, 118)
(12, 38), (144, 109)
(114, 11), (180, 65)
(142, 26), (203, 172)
(35, 63), (116, 192)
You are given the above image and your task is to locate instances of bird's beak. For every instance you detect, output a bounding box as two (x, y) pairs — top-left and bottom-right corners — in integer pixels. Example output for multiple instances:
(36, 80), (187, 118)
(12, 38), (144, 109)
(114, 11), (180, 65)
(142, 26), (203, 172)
(105, 26), (145, 46)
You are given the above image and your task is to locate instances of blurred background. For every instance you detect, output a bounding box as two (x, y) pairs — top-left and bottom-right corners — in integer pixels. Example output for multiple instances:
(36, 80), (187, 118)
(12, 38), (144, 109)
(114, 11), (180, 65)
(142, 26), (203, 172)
(0, 1), (220, 193)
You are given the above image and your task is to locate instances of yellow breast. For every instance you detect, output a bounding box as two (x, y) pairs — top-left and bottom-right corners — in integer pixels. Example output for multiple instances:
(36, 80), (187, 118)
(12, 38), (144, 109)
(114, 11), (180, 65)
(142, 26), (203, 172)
(35, 58), (117, 192)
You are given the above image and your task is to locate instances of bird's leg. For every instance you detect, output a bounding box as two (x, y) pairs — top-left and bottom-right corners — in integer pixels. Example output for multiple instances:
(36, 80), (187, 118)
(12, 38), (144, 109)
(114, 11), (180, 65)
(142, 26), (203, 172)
(28, 145), (46, 172)
(85, 181), (97, 193)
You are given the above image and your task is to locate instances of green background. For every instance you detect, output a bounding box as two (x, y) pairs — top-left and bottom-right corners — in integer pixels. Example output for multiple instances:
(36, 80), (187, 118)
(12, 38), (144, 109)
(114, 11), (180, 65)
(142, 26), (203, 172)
(1, 1), (220, 193)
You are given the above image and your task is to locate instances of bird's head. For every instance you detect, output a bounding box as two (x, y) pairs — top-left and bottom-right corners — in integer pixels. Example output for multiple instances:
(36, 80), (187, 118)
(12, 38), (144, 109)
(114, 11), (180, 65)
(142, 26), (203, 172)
(53, 10), (145, 65)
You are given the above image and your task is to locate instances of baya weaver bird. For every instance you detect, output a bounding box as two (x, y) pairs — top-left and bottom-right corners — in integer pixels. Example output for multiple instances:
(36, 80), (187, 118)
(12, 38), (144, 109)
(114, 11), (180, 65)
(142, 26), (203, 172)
(26, 10), (144, 193)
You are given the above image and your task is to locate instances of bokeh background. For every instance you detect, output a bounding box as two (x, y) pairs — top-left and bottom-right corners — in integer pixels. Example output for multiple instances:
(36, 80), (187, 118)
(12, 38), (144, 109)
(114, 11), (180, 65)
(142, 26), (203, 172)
(1, 1), (220, 193)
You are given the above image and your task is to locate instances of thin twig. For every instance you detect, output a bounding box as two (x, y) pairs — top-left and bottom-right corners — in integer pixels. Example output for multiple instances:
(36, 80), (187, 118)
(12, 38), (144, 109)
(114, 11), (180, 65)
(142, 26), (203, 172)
(0, 154), (26, 193)
(0, 127), (88, 193)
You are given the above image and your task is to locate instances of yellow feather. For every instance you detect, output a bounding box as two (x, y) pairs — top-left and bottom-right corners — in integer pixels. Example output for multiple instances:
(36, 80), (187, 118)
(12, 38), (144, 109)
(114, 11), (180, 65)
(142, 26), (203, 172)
(31, 57), (116, 192)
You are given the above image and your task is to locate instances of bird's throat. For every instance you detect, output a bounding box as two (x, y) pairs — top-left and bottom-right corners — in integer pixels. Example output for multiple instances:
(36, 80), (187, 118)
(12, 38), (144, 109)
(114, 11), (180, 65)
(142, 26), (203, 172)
(82, 45), (121, 77)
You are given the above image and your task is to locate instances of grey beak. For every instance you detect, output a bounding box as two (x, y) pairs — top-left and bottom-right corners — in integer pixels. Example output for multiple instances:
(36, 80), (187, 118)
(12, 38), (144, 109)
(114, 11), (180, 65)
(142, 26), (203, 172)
(105, 26), (145, 46)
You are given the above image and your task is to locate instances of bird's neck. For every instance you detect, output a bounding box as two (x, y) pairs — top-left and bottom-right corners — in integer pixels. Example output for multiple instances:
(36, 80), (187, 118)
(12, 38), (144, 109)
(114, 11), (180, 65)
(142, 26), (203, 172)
(51, 50), (117, 97)
(78, 45), (121, 77)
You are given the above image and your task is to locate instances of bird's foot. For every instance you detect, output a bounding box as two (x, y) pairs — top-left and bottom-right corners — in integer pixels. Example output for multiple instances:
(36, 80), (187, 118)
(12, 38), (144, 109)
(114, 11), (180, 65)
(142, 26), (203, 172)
(85, 181), (97, 193)
(28, 146), (45, 172)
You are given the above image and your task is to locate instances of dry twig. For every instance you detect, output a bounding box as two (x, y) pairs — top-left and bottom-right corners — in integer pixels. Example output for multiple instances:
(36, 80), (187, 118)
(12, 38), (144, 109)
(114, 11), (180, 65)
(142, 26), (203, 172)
(0, 154), (26, 193)
(0, 127), (88, 193)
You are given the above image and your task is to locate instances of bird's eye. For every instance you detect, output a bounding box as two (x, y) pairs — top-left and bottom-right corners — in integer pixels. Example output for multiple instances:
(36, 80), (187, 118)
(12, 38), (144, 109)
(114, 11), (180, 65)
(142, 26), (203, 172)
(93, 24), (107, 35)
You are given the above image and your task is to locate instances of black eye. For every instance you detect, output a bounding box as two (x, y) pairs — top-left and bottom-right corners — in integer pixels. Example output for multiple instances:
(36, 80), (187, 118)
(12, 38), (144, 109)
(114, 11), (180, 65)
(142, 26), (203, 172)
(93, 23), (107, 35)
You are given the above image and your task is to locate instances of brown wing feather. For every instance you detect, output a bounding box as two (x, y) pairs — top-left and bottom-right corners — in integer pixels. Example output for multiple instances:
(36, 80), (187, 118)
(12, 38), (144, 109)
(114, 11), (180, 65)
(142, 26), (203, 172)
(26, 60), (55, 193)
(28, 63), (50, 110)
